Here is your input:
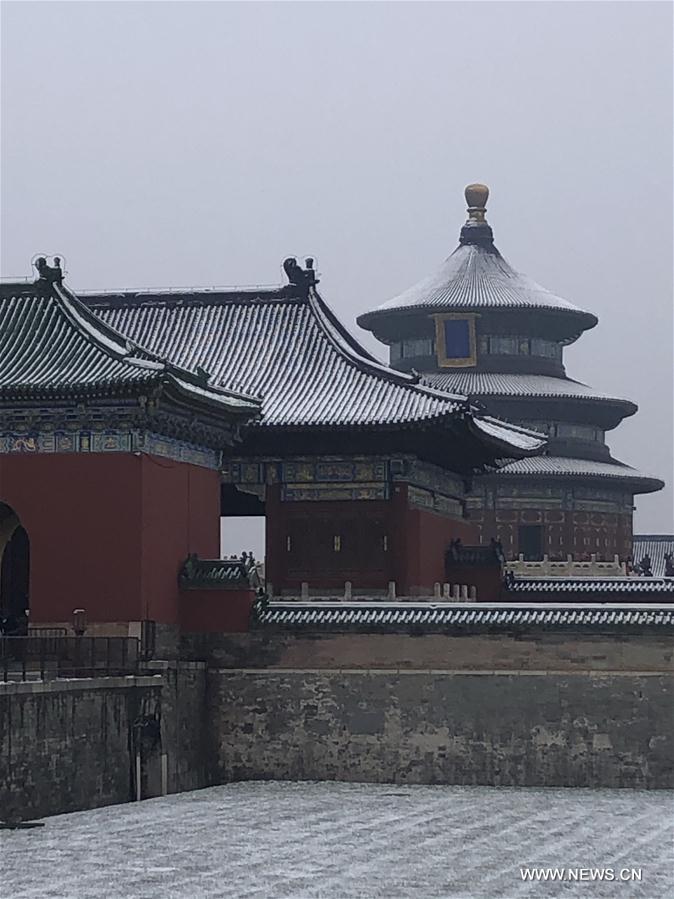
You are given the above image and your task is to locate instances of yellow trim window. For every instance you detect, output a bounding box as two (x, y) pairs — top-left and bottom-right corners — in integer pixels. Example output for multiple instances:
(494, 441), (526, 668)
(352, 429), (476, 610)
(433, 313), (478, 368)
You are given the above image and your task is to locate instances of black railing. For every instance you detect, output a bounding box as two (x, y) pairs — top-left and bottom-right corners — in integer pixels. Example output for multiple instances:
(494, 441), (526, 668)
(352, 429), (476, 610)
(1, 636), (143, 682)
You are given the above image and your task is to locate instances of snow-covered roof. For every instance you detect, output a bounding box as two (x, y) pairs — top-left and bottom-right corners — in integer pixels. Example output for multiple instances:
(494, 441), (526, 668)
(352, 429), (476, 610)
(0, 276), (259, 419)
(256, 600), (674, 631)
(495, 455), (663, 494)
(357, 186), (597, 335)
(359, 242), (597, 324)
(81, 277), (545, 458)
(421, 371), (635, 412)
(632, 535), (674, 574)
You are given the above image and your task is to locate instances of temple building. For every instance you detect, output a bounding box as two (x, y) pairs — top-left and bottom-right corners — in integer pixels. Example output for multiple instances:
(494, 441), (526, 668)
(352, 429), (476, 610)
(82, 258), (543, 597)
(357, 185), (664, 562)
(0, 257), (260, 636)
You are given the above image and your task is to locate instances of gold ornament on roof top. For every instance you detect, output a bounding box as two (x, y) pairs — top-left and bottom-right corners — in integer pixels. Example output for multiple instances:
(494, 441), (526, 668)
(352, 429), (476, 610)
(465, 183), (489, 222)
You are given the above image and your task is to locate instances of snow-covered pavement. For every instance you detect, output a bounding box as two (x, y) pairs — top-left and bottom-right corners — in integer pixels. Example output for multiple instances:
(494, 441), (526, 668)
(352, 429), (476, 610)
(1, 781), (672, 899)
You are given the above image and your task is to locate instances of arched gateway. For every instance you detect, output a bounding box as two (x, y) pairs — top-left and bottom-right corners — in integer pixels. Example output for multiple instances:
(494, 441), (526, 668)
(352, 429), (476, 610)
(0, 502), (29, 631)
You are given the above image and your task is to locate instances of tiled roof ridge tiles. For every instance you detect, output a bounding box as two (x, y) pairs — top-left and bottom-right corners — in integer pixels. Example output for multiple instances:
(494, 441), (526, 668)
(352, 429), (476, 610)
(55, 283), (260, 411)
(81, 274), (544, 450)
(358, 241), (599, 330)
(54, 282), (161, 367)
(0, 279), (261, 415)
(308, 288), (545, 450)
(79, 285), (300, 308)
(82, 283), (468, 415)
(495, 455), (664, 493)
(308, 286), (467, 406)
(421, 371), (638, 413)
(78, 281), (580, 443)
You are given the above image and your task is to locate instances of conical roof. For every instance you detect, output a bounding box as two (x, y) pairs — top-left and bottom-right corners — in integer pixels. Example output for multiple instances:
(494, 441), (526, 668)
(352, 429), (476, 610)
(357, 184), (598, 335)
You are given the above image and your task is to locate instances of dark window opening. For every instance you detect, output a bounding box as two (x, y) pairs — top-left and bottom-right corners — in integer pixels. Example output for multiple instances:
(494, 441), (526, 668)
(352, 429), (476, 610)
(518, 525), (543, 561)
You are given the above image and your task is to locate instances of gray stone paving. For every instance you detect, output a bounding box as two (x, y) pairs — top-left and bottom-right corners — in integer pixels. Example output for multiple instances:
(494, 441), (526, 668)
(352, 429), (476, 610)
(1, 782), (672, 899)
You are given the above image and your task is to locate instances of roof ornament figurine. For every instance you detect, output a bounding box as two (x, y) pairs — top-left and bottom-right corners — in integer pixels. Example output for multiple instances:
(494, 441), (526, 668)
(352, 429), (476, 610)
(460, 183), (494, 247)
(283, 256), (318, 290)
(665, 553), (674, 578)
(637, 553), (653, 577)
(33, 255), (63, 284)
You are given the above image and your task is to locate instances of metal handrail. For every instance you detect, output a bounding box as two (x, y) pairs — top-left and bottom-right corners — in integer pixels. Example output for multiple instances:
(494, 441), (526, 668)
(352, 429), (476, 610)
(0, 636), (143, 683)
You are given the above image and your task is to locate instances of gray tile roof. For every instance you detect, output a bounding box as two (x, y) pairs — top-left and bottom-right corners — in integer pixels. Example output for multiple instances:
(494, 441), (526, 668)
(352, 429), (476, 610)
(357, 243), (597, 331)
(421, 371), (635, 411)
(632, 536), (674, 575)
(83, 285), (545, 453)
(495, 455), (664, 493)
(0, 282), (259, 417)
(178, 555), (260, 589)
(256, 601), (674, 632)
(505, 577), (674, 594)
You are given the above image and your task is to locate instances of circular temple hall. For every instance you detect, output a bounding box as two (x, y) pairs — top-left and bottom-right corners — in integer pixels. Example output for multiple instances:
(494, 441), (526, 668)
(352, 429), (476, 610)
(358, 185), (663, 562)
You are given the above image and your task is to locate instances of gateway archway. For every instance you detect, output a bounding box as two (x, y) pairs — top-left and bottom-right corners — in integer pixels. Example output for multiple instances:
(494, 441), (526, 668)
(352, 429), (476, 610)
(0, 502), (30, 632)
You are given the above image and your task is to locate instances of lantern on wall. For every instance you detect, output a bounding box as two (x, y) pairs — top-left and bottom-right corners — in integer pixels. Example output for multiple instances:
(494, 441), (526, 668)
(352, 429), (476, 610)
(72, 608), (87, 637)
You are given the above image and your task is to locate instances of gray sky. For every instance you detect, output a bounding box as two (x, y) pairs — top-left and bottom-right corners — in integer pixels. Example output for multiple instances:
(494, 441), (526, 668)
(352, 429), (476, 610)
(2, 1), (672, 534)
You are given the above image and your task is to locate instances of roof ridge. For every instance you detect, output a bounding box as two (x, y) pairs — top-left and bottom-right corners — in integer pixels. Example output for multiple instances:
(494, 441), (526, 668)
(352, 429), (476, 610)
(54, 283), (162, 368)
(0, 281), (261, 414)
(80, 286), (301, 307)
(309, 286), (471, 406)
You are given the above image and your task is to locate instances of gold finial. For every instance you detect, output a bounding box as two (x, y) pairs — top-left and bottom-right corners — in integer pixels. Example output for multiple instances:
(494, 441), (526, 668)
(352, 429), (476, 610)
(465, 183), (489, 223)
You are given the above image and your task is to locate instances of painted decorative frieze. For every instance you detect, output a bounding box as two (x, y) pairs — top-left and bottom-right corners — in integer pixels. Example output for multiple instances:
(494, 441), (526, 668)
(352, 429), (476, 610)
(0, 428), (219, 469)
(281, 484), (388, 502)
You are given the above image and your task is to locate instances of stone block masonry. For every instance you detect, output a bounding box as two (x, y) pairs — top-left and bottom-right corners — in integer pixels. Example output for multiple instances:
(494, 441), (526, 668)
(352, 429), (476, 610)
(0, 664), (210, 821)
(2, 634), (673, 820)
(0, 676), (162, 820)
(208, 669), (674, 789)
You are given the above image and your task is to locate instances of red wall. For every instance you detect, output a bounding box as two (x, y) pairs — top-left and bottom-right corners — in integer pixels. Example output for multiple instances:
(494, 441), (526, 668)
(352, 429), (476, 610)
(0, 453), (220, 625)
(402, 497), (478, 594)
(477, 509), (633, 561)
(179, 588), (256, 633)
(265, 482), (477, 595)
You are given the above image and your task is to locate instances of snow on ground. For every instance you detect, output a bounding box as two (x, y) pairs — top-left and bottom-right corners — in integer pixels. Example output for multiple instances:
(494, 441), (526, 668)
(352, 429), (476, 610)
(1, 781), (672, 899)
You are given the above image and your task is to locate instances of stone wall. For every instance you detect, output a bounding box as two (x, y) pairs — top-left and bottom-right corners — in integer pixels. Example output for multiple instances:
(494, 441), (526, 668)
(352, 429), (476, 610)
(182, 631), (674, 673)
(152, 661), (210, 794)
(0, 676), (162, 820)
(3, 632), (673, 821)
(0, 664), (211, 821)
(208, 669), (674, 789)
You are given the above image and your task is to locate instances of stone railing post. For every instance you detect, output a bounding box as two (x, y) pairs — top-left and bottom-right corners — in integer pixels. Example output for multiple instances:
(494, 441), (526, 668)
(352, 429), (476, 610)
(301, 582), (309, 600)
(344, 581), (352, 601)
(434, 582), (441, 599)
(388, 581), (396, 600)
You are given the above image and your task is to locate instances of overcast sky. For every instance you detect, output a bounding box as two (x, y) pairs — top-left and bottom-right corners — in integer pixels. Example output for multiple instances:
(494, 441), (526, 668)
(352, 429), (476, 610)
(2, 1), (672, 535)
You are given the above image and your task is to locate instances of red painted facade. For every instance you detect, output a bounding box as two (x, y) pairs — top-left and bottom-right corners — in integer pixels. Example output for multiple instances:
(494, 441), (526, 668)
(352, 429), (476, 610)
(476, 509), (633, 562)
(0, 453), (220, 626)
(265, 483), (478, 595)
(180, 589), (256, 633)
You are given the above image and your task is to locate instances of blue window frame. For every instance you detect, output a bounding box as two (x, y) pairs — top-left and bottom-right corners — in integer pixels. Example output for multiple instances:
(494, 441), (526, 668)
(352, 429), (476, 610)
(434, 314), (477, 367)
